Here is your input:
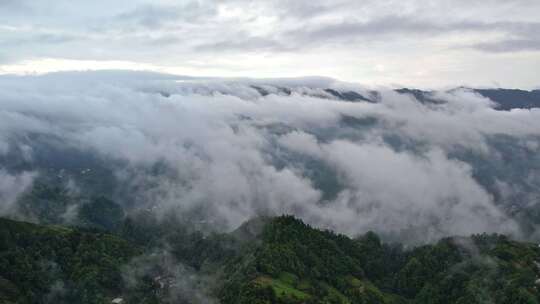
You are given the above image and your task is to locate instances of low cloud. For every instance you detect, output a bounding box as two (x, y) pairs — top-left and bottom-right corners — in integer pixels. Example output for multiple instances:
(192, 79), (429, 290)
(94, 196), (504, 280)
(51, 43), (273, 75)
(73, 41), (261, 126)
(282, 139), (519, 242)
(123, 250), (217, 304)
(0, 71), (539, 243)
(0, 170), (36, 216)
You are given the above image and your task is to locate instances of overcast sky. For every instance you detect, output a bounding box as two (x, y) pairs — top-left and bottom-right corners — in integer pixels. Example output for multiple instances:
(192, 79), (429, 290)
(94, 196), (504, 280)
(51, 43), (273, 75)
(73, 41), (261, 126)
(1, 0), (539, 88)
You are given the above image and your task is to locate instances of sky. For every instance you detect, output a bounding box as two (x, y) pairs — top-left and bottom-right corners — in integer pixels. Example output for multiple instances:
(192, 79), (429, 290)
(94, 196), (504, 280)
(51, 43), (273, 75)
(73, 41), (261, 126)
(1, 0), (540, 88)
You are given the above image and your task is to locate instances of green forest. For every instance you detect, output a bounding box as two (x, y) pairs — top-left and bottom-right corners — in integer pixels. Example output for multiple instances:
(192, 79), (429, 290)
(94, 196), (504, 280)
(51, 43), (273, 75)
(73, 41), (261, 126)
(2, 214), (540, 304)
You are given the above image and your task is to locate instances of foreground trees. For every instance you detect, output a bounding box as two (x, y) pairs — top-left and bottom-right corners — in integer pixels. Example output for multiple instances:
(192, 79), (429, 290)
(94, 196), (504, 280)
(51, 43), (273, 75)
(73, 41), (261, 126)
(1, 215), (539, 303)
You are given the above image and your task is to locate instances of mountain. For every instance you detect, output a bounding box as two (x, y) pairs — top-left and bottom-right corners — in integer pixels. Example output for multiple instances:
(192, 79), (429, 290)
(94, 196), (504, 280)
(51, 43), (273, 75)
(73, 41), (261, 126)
(219, 216), (540, 304)
(396, 88), (540, 110)
(0, 217), (139, 304)
(2, 215), (540, 304)
(473, 89), (540, 110)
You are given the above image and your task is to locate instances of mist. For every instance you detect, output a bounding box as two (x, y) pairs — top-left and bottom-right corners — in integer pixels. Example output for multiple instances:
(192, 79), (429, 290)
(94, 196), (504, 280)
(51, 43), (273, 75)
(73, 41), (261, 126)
(1, 70), (539, 243)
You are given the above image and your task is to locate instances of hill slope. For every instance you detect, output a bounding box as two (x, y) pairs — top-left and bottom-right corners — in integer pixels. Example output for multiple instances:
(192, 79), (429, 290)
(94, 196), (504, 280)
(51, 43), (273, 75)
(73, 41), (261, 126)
(218, 216), (540, 304)
(2, 215), (540, 303)
(0, 218), (139, 304)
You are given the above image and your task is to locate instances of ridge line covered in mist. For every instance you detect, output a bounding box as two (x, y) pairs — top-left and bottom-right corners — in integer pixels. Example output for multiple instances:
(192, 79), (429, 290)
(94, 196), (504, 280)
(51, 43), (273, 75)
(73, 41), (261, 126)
(0, 70), (540, 245)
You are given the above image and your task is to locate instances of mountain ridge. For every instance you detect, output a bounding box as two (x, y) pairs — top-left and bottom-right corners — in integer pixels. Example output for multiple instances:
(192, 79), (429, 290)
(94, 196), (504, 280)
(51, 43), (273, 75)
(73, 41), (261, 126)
(2, 215), (540, 303)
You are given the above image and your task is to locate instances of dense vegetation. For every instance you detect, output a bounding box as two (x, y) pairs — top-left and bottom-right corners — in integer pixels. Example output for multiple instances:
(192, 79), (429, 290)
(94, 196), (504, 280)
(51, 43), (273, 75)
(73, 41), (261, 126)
(2, 214), (540, 303)
(218, 216), (540, 304)
(0, 218), (139, 304)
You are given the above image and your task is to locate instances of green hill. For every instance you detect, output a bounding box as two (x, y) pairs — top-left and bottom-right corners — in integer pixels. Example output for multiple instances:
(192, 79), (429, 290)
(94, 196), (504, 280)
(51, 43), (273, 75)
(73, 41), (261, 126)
(2, 215), (540, 304)
(218, 216), (540, 304)
(0, 218), (139, 304)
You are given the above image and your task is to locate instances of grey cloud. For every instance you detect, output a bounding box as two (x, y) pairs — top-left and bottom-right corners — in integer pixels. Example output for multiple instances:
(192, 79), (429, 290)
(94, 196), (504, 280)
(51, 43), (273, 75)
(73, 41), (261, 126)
(286, 16), (540, 48)
(291, 16), (446, 41)
(0, 32), (79, 48)
(0, 0), (31, 11)
(0, 0), (538, 84)
(115, 2), (218, 29)
(195, 35), (290, 53)
(116, 5), (182, 29)
(1, 71), (539, 243)
(472, 39), (540, 53)
(185, 13), (540, 53)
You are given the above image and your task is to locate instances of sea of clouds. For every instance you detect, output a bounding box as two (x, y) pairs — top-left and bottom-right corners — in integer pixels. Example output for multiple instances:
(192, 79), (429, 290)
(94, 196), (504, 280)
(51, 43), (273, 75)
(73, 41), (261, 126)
(1, 70), (539, 243)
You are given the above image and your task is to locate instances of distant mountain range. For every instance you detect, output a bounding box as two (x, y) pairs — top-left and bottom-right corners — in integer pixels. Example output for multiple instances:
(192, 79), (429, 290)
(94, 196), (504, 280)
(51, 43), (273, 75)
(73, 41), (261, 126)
(397, 88), (540, 110)
(257, 85), (540, 110)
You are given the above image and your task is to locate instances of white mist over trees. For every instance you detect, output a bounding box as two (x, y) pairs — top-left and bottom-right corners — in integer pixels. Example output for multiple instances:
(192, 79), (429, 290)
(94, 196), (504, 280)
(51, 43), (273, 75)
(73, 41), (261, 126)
(1, 71), (539, 243)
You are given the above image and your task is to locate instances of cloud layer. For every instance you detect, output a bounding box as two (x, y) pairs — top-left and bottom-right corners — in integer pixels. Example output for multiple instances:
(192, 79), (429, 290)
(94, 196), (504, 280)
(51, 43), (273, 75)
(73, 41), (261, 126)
(1, 71), (540, 243)
(0, 1), (539, 87)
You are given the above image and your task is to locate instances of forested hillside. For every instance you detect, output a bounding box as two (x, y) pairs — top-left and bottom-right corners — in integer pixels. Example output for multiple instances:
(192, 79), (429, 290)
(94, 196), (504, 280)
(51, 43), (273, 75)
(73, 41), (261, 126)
(2, 215), (539, 304)
(0, 218), (139, 304)
(219, 216), (540, 304)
